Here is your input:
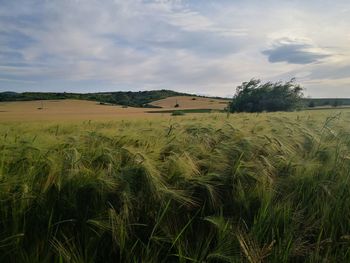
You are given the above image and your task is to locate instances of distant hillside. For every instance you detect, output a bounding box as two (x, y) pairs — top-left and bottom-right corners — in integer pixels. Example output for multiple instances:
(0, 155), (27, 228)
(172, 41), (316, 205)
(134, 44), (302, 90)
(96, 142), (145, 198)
(3, 90), (348, 109)
(0, 90), (190, 108)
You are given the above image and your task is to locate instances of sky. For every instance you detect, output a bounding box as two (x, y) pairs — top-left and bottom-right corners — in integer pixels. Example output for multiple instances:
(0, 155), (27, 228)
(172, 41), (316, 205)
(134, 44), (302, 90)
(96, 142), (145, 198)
(0, 0), (350, 97)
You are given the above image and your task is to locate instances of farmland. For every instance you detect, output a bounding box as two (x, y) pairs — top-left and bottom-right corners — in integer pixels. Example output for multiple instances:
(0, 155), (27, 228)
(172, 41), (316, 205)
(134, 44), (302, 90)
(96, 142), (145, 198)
(0, 100), (156, 122)
(1, 107), (350, 262)
(149, 96), (229, 110)
(0, 97), (228, 122)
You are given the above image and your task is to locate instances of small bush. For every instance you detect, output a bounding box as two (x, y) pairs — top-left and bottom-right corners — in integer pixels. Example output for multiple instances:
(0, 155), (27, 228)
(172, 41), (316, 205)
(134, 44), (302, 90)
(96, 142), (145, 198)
(332, 100), (341, 107)
(308, 101), (315, 108)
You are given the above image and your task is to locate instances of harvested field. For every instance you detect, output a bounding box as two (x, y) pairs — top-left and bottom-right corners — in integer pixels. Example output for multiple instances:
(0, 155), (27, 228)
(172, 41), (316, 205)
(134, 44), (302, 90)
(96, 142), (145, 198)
(149, 95), (229, 109)
(0, 97), (229, 121)
(0, 100), (152, 121)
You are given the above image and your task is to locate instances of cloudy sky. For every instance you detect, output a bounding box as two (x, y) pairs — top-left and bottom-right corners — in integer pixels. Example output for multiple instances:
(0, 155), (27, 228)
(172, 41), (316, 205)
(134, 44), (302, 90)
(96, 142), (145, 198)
(0, 0), (349, 97)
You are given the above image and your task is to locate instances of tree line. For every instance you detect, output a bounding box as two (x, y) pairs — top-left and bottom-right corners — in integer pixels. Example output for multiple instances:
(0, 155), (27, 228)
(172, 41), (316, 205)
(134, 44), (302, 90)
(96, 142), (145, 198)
(0, 90), (185, 108)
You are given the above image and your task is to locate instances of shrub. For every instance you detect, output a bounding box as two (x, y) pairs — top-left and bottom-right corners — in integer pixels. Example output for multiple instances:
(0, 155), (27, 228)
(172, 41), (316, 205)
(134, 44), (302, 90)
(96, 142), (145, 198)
(332, 100), (341, 107)
(308, 101), (315, 108)
(230, 78), (303, 113)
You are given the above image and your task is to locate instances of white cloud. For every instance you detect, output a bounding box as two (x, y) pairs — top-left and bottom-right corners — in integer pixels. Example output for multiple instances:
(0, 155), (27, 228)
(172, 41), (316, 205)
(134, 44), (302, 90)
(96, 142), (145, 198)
(0, 0), (349, 97)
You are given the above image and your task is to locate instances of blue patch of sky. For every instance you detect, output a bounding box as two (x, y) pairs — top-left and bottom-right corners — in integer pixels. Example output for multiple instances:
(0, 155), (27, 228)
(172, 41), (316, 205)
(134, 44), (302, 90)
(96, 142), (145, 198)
(0, 30), (36, 49)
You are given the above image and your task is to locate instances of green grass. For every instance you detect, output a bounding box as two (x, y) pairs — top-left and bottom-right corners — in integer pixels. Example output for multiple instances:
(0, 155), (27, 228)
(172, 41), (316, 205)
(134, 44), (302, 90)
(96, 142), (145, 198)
(1, 109), (350, 262)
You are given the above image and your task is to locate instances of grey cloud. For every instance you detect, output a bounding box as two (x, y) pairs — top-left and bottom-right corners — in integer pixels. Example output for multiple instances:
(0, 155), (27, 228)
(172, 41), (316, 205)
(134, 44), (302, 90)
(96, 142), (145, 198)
(262, 41), (330, 64)
(1, 0), (350, 98)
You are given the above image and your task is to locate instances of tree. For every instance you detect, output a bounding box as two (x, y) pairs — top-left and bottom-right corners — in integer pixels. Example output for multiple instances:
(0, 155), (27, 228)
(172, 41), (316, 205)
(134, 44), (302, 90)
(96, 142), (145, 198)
(308, 101), (315, 108)
(332, 100), (341, 108)
(229, 78), (303, 113)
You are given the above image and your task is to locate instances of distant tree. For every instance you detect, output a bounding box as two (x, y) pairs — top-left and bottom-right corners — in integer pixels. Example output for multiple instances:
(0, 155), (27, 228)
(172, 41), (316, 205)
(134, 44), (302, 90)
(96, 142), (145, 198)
(332, 100), (341, 107)
(230, 78), (303, 113)
(308, 101), (315, 108)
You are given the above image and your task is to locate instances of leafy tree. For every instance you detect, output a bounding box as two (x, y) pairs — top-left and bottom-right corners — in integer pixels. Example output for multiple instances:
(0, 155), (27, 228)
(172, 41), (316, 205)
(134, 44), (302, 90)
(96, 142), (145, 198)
(308, 101), (315, 108)
(230, 78), (303, 113)
(332, 99), (341, 107)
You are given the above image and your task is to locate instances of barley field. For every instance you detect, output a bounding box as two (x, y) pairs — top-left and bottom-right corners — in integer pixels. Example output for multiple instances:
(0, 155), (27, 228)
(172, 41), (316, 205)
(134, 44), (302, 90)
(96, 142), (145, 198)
(1, 109), (350, 262)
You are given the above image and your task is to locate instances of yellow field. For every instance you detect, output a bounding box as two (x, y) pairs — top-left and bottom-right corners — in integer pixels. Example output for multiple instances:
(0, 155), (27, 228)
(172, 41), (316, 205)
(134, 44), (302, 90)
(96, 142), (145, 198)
(0, 100), (153, 121)
(149, 95), (228, 109)
(0, 97), (229, 122)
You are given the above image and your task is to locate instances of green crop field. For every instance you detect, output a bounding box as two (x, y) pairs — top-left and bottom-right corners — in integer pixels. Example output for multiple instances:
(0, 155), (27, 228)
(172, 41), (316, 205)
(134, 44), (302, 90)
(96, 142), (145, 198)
(1, 109), (350, 262)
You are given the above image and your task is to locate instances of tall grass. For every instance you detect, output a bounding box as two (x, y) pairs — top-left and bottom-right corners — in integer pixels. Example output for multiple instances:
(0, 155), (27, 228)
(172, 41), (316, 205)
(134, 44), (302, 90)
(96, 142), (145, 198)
(1, 110), (350, 262)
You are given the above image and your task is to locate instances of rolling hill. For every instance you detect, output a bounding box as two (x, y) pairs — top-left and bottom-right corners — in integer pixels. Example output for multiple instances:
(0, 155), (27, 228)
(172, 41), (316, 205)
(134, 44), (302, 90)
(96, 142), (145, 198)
(0, 90), (190, 108)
